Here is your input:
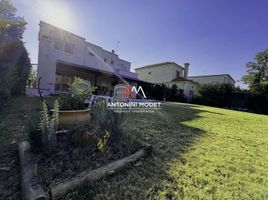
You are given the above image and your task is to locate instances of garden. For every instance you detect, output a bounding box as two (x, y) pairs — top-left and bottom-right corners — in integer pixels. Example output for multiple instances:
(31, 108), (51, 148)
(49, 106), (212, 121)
(17, 77), (151, 199)
(1, 93), (268, 199)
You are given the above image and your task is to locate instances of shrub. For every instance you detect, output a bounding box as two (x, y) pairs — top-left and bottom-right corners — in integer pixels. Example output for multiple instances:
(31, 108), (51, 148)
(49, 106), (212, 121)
(147, 83), (186, 102)
(71, 124), (98, 148)
(92, 102), (125, 142)
(246, 83), (268, 114)
(192, 83), (234, 107)
(59, 77), (95, 110)
(26, 110), (42, 147)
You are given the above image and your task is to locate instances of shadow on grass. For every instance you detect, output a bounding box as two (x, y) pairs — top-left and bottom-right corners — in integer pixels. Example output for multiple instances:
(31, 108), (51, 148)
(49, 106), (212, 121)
(68, 102), (209, 200)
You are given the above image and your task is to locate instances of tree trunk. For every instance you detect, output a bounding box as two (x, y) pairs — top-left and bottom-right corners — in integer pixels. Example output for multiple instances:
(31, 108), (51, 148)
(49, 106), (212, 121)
(51, 145), (152, 199)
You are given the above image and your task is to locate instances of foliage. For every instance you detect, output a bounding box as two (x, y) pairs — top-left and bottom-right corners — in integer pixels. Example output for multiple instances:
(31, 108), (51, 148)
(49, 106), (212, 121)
(39, 100), (59, 151)
(71, 124), (98, 148)
(0, 0), (26, 43)
(0, 63), (16, 109)
(97, 130), (111, 152)
(26, 109), (42, 147)
(92, 102), (125, 142)
(0, 0), (31, 105)
(27, 67), (37, 88)
(242, 48), (268, 89)
(147, 83), (186, 102)
(246, 83), (268, 114)
(59, 77), (95, 110)
(192, 83), (235, 107)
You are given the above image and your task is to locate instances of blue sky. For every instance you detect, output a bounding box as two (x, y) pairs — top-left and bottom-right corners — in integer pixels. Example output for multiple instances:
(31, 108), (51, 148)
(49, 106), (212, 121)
(13, 0), (268, 87)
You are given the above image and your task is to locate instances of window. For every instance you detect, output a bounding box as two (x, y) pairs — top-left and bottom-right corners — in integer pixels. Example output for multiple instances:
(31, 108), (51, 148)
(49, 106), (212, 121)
(176, 71), (181, 77)
(111, 60), (114, 65)
(104, 58), (107, 63)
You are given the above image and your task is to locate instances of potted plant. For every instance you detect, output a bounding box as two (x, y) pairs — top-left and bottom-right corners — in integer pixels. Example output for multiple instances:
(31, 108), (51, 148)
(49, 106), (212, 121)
(54, 77), (95, 129)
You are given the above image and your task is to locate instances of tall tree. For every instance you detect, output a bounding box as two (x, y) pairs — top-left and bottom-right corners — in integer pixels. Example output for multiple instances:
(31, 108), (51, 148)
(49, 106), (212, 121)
(0, 0), (31, 98)
(242, 49), (268, 89)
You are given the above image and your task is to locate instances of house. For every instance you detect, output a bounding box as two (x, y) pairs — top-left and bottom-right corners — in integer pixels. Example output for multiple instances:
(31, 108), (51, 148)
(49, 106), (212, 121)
(135, 62), (198, 100)
(36, 21), (142, 96)
(188, 74), (235, 85)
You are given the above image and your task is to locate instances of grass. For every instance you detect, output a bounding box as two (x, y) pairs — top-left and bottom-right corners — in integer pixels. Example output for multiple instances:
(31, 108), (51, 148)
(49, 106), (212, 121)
(70, 102), (268, 200)
(0, 96), (41, 199)
(0, 96), (267, 199)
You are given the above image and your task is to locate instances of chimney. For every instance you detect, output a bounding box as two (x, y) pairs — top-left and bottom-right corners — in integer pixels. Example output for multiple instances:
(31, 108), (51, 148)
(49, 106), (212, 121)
(184, 63), (190, 78)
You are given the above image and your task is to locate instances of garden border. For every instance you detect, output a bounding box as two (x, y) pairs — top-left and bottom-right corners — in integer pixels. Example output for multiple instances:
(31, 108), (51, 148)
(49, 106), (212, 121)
(50, 143), (152, 199)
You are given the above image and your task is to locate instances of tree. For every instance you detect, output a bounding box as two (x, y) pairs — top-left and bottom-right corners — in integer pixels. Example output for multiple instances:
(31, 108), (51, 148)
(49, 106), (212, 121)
(0, 0), (31, 105)
(242, 48), (268, 89)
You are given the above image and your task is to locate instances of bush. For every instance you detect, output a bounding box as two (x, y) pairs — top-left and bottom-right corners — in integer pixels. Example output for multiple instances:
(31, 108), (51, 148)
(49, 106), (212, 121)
(59, 77), (95, 110)
(191, 83), (268, 114)
(26, 110), (42, 147)
(147, 83), (187, 102)
(192, 83), (234, 107)
(0, 63), (16, 109)
(92, 102), (125, 142)
(246, 83), (268, 114)
(71, 124), (98, 148)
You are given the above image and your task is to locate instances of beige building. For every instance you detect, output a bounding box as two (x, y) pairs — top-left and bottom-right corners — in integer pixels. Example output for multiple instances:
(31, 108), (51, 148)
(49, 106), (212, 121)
(188, 74), (235, 85)
(135, 62), (198, 100)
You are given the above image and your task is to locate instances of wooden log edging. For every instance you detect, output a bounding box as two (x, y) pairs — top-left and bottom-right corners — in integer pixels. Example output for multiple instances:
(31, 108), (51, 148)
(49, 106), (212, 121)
(51, 144), (152, 199)
(18, 141), (46, 200)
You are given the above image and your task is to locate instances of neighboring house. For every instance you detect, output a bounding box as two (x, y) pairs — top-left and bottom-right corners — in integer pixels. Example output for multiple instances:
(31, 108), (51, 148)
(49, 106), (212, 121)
(188, 74), (235, 85)
(36, 21), (140, 96)
(135, 62), (198, 100)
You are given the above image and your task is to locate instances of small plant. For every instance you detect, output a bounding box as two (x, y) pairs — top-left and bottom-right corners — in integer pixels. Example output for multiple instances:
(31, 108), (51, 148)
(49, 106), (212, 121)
(71, 124), (98, 148)
(26, 109), (42, 147)
(39, 100), (59, 152)
(92, 102), (125, 142)
(59, 77), (95, 110)
(97, 130), (111, 152)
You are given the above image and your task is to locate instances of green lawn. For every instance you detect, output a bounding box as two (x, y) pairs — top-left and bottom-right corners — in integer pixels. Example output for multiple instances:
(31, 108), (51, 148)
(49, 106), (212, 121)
(0, 96), (267, 199)
(71, 102), (268, 199)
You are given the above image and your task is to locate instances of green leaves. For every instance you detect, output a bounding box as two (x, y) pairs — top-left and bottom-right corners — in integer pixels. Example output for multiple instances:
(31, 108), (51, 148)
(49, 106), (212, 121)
(39, 100), (59, 135)
(243, 48), (268, 88)
(59, 77), (95, 110)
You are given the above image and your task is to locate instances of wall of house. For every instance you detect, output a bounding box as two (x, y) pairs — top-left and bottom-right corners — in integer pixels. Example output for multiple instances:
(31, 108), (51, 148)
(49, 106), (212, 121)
(188, 75), (235, 85)
(37, 21), (136, 94)
(135, 63), (184, 83)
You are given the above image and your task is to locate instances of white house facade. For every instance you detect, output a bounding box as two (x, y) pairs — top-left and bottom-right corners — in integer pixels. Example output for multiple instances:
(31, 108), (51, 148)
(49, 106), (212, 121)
(37, 21), (139, 96)
(135, 62), (198, 100)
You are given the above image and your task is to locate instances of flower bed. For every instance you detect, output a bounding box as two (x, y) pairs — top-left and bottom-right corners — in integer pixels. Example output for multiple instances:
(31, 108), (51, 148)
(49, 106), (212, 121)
(33, 131), (143, 197)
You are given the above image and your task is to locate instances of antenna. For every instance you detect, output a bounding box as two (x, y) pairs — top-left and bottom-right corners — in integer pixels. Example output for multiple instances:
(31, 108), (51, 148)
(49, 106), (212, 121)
(116, 40), (120, 54)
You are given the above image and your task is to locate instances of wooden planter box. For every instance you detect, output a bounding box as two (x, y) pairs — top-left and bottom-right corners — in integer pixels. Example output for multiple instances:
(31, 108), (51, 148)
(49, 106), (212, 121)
(52, 109), (91, 129)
